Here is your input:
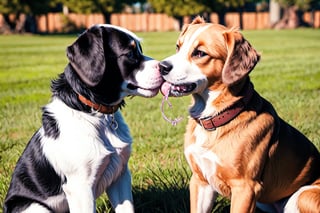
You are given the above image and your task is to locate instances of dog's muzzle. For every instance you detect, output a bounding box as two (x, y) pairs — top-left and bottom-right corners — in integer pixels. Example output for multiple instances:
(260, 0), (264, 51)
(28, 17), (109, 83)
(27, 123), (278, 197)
(159, 61), (173, 75)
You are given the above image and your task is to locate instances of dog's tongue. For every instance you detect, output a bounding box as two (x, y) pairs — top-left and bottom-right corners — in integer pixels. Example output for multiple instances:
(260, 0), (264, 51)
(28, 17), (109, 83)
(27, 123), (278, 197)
(160, 81), (172, 96)
(160, 81), (183, 126)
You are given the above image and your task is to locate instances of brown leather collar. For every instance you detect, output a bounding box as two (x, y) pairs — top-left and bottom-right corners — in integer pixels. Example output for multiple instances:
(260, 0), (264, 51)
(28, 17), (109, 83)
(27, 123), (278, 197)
(78, 94), (119, 114)
(196, 82), (254, 131)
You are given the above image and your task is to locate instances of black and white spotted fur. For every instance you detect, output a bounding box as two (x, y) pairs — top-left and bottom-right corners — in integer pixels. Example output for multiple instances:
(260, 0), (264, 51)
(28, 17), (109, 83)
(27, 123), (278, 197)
(4, 24), (163, 213)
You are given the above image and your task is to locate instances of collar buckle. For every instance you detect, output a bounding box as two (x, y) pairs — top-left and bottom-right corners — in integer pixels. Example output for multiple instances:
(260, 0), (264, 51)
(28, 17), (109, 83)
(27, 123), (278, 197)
(199, 116), (216, 131)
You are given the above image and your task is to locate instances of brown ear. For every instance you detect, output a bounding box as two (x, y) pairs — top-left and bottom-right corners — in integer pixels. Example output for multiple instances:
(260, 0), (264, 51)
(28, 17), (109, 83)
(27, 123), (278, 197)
(222, 29), (260, 85)
(180, 16), (206, 37)
(191, 16), (206, 24)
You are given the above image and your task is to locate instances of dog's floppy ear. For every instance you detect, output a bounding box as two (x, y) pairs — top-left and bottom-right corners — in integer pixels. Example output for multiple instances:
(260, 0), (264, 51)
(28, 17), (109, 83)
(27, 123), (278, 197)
(66, 26), (106, 87)
(222, 28), (260, 85)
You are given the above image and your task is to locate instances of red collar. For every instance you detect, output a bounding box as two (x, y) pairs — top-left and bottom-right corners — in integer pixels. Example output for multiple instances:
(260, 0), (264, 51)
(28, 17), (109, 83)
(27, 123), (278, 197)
(196, 83), (254, 131)
(78, 94), (119, 114)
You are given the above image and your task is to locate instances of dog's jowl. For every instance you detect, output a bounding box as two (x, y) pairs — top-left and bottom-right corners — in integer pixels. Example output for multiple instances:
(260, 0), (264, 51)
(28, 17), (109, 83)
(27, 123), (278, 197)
(4, 25), (163, 213)
(160, 16), (320, 213)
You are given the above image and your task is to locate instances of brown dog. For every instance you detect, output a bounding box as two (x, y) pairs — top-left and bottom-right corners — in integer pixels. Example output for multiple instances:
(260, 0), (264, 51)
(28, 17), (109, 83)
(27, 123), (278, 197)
(159, 17), (320, 213)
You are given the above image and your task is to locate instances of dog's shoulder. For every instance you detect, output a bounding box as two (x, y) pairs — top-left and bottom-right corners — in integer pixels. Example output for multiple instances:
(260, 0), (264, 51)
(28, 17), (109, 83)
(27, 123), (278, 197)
(12, 131), (64, 185)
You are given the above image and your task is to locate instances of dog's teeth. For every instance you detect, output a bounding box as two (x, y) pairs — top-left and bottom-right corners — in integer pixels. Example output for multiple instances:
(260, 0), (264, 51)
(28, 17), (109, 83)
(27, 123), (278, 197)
(172, 85), (188, 92)
(181, 85), (188, 92)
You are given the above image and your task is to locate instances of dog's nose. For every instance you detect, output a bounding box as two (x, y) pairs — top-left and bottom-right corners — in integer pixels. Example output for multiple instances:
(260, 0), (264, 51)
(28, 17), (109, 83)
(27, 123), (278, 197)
(159, 61), (173, 75)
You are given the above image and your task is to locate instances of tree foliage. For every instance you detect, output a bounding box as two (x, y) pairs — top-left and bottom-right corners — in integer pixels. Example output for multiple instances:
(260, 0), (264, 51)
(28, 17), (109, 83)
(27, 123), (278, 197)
(148, 0), (259, 27)
(58, 0), (129, 14)
(0, 0), (21, 14)
(56, 0), (137, 23)
(0, 0), (54, 15)
(275, 0), (316, 10)
(0, 0), (56, 33)
(208, 0), (247, 10)
(0, 0), (137, 32)
(148, 0), (208, 17)
(148, 0), (256, 17)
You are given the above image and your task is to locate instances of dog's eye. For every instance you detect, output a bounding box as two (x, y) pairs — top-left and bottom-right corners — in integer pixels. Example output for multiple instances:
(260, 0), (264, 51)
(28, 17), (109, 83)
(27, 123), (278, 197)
(192, 49), (207, 58)
(126, 51), (134, 59)
(124, 50), (140, 64)
(176, 44), (180, 52)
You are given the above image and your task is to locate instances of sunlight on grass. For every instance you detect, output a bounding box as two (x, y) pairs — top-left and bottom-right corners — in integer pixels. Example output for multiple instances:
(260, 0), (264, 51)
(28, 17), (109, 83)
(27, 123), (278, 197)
(0, 29), (319, 212)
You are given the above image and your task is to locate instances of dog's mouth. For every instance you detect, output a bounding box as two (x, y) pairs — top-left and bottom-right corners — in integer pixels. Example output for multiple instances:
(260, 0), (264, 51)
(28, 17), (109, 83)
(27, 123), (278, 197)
(160, 81), (197, 97)
(127, 83), (160, 97)
(127, 83), (139, 90)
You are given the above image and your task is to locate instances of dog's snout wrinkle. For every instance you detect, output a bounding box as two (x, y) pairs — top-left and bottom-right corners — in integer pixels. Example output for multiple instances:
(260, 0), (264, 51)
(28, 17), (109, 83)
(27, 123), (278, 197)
(159, 61), (173, 75)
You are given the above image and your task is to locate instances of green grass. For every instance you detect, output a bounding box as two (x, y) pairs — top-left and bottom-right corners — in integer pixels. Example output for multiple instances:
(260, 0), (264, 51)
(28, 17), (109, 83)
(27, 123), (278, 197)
(1, 29), (320, 212)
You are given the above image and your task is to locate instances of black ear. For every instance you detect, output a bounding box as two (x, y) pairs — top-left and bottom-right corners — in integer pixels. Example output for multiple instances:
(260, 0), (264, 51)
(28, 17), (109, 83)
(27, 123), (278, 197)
(66, 26), (106, 87)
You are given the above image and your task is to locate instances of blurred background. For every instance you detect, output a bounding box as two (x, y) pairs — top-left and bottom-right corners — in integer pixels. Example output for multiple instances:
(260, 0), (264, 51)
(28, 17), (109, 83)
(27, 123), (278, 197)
(0, 0), (320, 34)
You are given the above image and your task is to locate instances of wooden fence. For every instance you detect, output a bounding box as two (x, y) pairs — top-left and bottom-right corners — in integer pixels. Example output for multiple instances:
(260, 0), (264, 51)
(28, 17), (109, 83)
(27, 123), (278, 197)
(1, 12), (320, 33)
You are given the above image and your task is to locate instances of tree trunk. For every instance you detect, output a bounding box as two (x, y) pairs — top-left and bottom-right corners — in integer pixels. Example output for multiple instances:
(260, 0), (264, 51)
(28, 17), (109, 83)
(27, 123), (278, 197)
(273, 6), (310, 29)
(16, 14), (27, 33)
(0, 15), (12, 34)
(24, 15), (37, 33)
(0, 13), (27, 34)
(217, 10), (226, 26)
(174, 16), (184, 30)
(238, 7), (244, 30)
(103, 13), (111, 24)
(269, 0), (281, 26)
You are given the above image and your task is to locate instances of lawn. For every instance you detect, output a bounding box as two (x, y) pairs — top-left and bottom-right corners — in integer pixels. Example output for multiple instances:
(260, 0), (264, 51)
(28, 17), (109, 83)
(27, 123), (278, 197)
(0, 28), (320, 212)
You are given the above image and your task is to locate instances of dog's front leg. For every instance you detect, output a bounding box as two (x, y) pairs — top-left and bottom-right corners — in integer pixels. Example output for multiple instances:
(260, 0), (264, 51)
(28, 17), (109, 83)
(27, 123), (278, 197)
(230, 183), (257, 213)
(62, 177), (95, 213)
(190, 174), (217, 213)
(106, 166), (134, 213)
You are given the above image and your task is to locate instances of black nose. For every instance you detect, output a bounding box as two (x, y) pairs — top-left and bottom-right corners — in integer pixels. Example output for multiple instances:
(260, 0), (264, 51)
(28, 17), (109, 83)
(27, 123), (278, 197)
(159, 61), (173, 75)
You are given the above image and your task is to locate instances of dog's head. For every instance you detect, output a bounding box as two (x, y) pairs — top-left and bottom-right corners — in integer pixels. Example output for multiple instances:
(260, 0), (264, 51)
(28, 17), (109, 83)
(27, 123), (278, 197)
(66, 24), (163, 106)
(159, 17), (260, 97)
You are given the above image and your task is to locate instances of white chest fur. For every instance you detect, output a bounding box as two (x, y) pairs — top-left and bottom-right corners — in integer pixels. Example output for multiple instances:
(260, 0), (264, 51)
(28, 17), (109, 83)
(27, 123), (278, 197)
(185, 126), (222, 194)
(41, 99), (132, 195)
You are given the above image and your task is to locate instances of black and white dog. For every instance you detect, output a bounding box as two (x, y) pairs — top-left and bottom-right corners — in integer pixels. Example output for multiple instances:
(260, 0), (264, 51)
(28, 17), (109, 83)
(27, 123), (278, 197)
(4, 25), (163, 213)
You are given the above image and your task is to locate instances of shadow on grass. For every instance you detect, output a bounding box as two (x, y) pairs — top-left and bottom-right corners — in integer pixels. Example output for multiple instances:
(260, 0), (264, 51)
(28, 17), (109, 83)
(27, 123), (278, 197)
(133, 183), (190, 213)
(97, 166), (267, 212)
(132, 167), (230, 213)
